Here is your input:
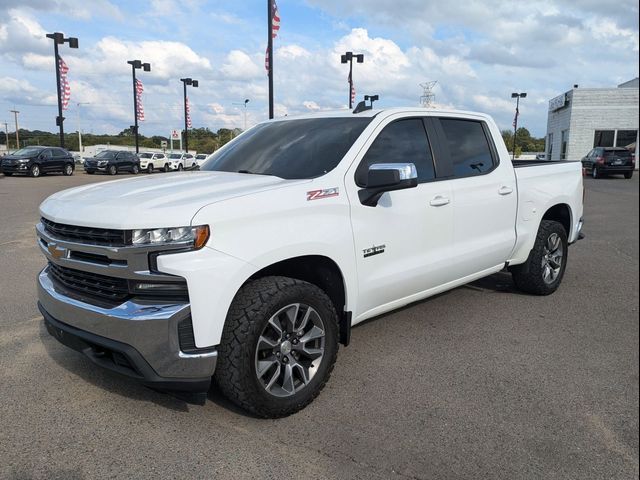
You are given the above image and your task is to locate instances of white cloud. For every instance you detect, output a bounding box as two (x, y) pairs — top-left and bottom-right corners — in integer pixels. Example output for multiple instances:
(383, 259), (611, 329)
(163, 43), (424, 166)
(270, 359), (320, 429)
(220, 50), (261, 80)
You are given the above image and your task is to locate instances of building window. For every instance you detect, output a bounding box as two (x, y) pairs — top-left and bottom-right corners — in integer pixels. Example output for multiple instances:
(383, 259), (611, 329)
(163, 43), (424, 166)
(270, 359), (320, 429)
(594, 130), (615, 147)
(547, 133), (553, 159)
(561, 130), (569, 160)
(616, 130), (637, 152)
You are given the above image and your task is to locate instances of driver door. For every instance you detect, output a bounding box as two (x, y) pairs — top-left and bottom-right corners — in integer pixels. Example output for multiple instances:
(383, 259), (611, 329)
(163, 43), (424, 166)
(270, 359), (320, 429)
(348, 116), (455, 319)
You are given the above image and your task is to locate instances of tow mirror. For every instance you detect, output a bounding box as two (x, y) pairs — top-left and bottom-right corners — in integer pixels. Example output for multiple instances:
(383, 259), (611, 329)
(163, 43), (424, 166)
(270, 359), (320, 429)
(358, 163), (418, 207)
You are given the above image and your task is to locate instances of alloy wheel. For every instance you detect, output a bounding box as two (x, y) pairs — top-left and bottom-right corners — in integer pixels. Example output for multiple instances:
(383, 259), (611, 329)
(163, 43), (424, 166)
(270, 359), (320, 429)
(254, 303), (326, 398)
(541, 232), (564, 285)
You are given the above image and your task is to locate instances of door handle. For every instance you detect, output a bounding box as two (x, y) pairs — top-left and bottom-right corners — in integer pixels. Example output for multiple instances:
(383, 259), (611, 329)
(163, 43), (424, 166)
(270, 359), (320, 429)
(429, 195), (450, 207)
(498, 186), (514, 196)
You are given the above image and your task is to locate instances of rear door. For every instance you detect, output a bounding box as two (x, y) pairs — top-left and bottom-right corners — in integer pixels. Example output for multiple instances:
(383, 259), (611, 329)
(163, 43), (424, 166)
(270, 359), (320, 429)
(348, 115), (455, 318)
(51, 148), (67, 171)
(433, 117), (518, 279)
(40, 149), (55, 171)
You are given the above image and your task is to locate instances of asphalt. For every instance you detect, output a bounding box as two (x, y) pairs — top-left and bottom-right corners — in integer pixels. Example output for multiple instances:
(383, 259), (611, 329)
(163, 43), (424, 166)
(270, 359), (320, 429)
(0, 170), (638, 480)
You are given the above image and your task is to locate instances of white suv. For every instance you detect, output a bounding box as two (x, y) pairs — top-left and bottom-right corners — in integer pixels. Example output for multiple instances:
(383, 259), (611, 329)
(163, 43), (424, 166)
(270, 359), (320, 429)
(167, 152), (196, 171)
(138, 152), (167, 173)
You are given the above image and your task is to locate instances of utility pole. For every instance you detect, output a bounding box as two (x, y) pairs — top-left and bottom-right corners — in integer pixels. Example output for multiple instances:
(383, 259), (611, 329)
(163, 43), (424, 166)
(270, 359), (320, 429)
(3, 122), (9, 153)
(10, 110), (19, 152)
(77, 102), (90, 155)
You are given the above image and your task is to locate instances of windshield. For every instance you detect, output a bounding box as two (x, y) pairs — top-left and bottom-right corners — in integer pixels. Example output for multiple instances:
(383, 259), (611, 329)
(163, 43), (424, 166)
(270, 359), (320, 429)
(201, 118), (372, 179)
(139, 153), (153, 158)
(168, 154), (182, 159)
(96, 151), (116, 159)
(12, 147), (42, 157)
(196, 154), (207, 159)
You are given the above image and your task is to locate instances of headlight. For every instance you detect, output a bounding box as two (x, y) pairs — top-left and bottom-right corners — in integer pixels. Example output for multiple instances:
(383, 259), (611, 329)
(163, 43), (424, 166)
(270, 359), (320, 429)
(131, 225), (209, 249)
(17, 158), (29, 163)
(98, 160), (108, 166)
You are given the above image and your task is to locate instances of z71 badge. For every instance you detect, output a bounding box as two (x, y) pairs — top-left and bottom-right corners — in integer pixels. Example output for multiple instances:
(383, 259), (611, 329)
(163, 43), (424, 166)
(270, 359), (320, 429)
(363, 245), (386, 258)
(307, 187), (339, 201)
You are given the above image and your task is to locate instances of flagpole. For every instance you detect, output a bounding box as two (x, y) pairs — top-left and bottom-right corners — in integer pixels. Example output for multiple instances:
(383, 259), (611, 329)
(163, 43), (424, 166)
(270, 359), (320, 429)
(267, 0), (274, 119)
(131, 64), (140, 154)
(53, 41), (65, 148)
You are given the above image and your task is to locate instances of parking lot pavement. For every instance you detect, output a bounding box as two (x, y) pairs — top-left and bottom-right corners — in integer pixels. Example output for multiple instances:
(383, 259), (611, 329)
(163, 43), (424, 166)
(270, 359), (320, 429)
(0, 172), (638, 480)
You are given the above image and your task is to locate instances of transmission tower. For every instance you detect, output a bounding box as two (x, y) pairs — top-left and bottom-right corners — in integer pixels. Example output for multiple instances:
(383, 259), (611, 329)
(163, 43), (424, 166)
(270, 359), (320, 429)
(420, 81), (437, 108)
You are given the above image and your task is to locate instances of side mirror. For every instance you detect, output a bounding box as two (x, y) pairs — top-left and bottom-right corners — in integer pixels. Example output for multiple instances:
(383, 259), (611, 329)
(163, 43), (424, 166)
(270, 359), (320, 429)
(358, 163), (418, 207)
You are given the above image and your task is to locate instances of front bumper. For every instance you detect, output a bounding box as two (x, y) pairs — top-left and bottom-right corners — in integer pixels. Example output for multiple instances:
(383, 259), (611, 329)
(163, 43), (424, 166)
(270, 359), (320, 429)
(38, 265), (217, 394)
(1, 162), (30, 173)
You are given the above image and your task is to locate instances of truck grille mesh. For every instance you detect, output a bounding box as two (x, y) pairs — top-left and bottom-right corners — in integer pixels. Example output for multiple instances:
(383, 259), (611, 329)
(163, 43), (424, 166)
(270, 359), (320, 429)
(42, 218), (129, 247)
(48, 262), (130, 302)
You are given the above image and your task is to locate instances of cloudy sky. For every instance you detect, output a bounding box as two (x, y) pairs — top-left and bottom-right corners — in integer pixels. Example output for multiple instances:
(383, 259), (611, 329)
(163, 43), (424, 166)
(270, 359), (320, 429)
(0, 0), (638, 138)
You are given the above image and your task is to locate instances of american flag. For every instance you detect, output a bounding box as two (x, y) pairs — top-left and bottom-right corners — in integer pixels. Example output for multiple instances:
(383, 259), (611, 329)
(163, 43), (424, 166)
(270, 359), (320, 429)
(265, 0), (280, 72)
(135, 79), (145, 122)
(513, 107), (519, 128)
(58, 57), (71, 110)
(349, 72), (356, 105)
(186, 96), (192, 128)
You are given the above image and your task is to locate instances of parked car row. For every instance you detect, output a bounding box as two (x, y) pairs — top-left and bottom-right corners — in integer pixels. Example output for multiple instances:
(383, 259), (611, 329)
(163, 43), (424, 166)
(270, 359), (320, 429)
(1, 147), (212, 177)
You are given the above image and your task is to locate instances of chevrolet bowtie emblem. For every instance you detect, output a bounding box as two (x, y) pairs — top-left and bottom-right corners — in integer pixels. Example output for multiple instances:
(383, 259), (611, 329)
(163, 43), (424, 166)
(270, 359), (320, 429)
(47, 243), (67, 260)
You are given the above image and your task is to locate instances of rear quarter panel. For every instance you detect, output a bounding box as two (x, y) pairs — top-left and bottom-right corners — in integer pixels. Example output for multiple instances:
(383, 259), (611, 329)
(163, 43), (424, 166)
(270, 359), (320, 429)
(509, 161), (584, 265)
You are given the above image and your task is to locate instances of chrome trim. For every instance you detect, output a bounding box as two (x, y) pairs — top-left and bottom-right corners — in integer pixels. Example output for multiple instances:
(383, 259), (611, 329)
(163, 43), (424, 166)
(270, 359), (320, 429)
(36, 221), (190, 281)
(179, 351), (218, 359)
(38, 267), (217, 379)
(369, 162), (418, 181)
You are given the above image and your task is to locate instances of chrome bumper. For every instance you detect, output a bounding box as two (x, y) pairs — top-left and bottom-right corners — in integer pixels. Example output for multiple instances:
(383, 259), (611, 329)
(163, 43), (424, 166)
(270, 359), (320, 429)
(38, 267), (217, 384)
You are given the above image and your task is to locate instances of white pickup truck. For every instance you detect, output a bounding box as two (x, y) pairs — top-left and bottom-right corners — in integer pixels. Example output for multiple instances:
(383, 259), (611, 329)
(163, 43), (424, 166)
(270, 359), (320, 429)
(37, 108), (584, 417)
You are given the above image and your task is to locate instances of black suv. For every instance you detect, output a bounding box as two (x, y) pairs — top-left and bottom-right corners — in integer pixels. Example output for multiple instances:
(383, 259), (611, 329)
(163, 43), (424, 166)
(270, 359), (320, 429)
(84, 150), (140, 175)
(582, 147), (636, 179)
(0, 146), (75, 177)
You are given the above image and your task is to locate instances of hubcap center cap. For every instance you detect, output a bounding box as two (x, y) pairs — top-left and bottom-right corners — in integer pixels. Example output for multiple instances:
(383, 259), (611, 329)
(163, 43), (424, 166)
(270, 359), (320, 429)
(280, 340), (292, 356)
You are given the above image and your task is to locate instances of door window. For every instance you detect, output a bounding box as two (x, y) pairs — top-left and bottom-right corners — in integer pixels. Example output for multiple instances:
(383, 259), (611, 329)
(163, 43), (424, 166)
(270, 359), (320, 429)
(355, 118), (435, 186)
(438, 119), (496, 177)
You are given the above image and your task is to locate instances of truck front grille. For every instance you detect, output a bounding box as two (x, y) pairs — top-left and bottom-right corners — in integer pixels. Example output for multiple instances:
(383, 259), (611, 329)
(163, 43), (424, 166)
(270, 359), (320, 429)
(48, 262), (130, 302)
(42, 218), (129, 247)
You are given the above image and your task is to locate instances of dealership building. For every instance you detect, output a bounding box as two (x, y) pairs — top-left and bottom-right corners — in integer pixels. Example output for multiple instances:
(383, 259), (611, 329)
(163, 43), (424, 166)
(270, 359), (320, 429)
(545, 78), (639, 166)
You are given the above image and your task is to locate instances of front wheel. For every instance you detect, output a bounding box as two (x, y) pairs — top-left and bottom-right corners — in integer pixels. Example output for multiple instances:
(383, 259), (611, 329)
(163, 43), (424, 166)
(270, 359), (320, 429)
(147, 165), (154, 174)
(63, 164), (74, 176)
(108, 165), (117, 176)
(3, 172), (13, 176)
(215, 276), (339, 418)
(624, 171), (634, 179)
(164, 163), (170, 173)
(178, 163), (184, 171)
(511, 220), (568, 295)
(30, 164), (41, 178)
(592, 166), (600, 179)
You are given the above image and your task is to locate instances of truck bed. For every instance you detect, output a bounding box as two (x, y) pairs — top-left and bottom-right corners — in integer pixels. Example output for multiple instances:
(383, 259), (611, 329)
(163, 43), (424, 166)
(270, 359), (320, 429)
(512, 159), (572, 168)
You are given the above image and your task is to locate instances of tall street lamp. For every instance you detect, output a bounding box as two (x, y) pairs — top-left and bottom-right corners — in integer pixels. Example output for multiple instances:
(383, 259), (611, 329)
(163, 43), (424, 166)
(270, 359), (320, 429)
(364, 95), (379, 109)
(127, 60), (151, 154)
(233, 99), (250, 130)
(511, 92), (527, 160)
(46, 32), (78, 148)
(341, 51), (364, 109)
(180, 78), (198, 153)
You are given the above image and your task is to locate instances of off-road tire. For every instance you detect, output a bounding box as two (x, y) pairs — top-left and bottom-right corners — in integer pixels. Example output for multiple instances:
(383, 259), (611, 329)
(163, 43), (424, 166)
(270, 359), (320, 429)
(215, 276), (339, 418)
(511, 220), (568, 296)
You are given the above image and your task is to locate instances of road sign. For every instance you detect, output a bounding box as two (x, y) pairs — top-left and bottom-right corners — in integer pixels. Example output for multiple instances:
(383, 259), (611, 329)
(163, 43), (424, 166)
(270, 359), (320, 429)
(160, 140), (168, 148)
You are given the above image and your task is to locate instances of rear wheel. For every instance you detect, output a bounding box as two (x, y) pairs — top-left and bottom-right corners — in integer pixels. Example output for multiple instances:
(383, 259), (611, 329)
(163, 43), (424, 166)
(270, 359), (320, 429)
(215, 276), (339, 418)
(164, 163), (170, 173)
(85, 170), (94, 174)
(624, 171), (634, 179)
(108, 165), (117, 176)
(63, 163), (74, 176)
(511, 220), (568, 295)
(30, 164), (41, 178)
(178, 163), (184, 171)
(131, 164), (139, 175)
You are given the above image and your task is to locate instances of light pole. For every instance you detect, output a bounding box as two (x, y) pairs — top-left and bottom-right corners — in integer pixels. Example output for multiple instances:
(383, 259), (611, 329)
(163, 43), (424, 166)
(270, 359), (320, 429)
(76, 102), (90, 155)
(511, 92), (527, 160)
(3, 121), (9, 153)
(46, 32), (78, 149)
(180, 78), (198, 153)
(233, 99), (250, 130)
(10, 109), (19, 152)
(341, 51), (364, 109)
(364, 95), (379, 109)
(127, 60), (151, 154)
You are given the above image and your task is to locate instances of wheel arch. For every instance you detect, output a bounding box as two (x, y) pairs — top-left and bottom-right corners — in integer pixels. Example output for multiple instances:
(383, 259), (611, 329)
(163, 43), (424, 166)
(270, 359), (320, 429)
(541, 203), (572, 237)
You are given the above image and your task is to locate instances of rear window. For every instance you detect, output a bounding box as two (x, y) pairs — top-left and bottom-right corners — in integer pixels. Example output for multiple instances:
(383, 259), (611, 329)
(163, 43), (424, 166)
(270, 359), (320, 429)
(202, 118), (371, 179)
(604, 149), (632, 158)
(439, 119), (496, 177)
(139, 153), (153, 158)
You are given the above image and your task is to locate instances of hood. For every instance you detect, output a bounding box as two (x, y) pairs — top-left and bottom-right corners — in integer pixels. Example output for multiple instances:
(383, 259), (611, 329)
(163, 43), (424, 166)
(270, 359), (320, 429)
(40, 171), (306, 229)
(3, 154), (34, 161)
